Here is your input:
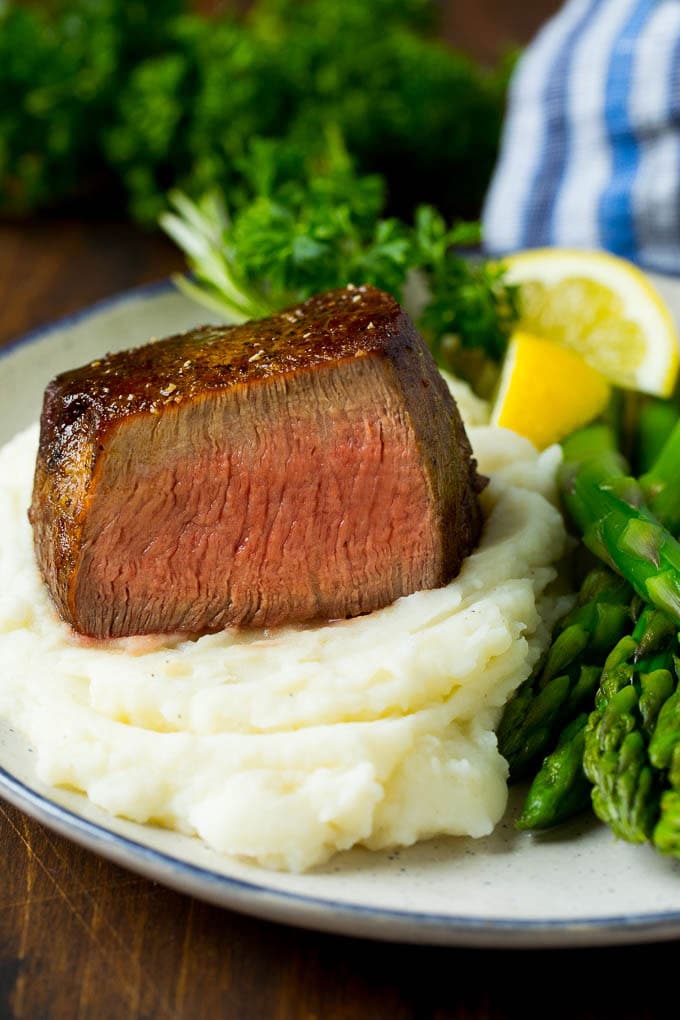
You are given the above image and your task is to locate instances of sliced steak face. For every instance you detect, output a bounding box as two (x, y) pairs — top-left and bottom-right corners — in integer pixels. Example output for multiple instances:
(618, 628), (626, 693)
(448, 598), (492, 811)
(30, 285), (484, 638)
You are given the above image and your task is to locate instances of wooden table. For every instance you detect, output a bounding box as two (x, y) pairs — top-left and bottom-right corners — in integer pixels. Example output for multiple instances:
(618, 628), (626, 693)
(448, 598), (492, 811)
(1, 3), (679, 1014)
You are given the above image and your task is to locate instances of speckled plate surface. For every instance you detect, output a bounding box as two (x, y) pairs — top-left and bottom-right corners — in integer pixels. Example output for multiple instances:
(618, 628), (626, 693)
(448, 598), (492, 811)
(2, 279), (680, 949)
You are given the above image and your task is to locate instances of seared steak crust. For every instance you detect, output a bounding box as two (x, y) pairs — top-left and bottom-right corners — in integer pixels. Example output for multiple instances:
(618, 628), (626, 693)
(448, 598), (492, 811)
(30, 285), (484, 638)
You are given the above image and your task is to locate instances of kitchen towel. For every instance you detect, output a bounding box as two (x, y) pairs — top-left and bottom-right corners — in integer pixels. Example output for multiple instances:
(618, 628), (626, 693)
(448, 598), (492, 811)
(483, 0), (680, 273)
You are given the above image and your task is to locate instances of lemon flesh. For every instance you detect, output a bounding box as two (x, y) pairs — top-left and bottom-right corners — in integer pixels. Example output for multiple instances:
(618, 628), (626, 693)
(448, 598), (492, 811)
(504, 249), (679, 397)
(491, 331), (611, 450)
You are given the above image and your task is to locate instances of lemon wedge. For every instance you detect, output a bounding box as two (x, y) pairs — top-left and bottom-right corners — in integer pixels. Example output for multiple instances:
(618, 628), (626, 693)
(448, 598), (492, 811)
(503, 249), (679, 397)
(491, 331), (611, 449)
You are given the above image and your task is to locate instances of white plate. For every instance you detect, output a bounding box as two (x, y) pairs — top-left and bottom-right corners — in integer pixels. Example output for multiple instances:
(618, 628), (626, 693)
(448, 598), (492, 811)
(3, 279), (680, 950)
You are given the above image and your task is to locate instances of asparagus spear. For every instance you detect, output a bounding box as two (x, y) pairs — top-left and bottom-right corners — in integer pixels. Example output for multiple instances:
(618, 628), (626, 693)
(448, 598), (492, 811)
(649, 671), (680, 768)
(516, 714), (591, 831)
(640, 418), (680, 535)
(559, 425), (680, 624)
(582, 609), (676, 843)
(650, 680), (680, 854)
(636, 398), (680, 475)
(654, 789), (680, 855)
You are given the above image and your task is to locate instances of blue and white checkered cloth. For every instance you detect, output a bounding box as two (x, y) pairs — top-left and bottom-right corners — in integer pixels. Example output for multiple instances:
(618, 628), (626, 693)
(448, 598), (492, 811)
(482, 0), (680, 273)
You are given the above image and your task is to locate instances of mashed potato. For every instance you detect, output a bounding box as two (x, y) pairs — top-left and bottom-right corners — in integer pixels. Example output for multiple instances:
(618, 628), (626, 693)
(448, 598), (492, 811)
(0, 407), (568, 872)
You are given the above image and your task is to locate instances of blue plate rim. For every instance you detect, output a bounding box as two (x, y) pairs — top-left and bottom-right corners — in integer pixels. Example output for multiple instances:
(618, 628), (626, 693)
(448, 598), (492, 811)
(4, 762), (680, 946)
(2, 278), (680, 947)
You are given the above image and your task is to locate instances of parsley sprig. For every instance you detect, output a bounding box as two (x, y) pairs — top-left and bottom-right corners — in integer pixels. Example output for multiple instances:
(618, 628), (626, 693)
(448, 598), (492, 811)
(160, 142), (518, 391)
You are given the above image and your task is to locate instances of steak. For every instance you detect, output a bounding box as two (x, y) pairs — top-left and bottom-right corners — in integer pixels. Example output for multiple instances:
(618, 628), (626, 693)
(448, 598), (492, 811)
(30, 285), (485, 638)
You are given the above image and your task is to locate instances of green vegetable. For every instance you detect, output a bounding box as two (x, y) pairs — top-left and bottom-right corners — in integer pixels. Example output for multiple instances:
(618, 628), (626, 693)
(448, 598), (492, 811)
(649, 673), (680, 769)
(583, 610), (676, 843)
(559, 426), (680, 623)
(639, 418), (680, 535)
(109, 0), (510, 224)
(0, 0), (184, 215)
(648, 677), (680, 854)
(636, 398), (680, 475)
(654, 789), (680, 855)
(516, 714), (592, 831)
(0, 0), (510, 224)
(413, 210), (519, 387)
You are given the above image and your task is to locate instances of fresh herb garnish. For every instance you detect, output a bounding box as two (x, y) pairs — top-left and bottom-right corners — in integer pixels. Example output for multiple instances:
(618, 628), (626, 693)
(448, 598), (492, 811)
(0, 0), (510, 223)
(160, 143), (518, 388)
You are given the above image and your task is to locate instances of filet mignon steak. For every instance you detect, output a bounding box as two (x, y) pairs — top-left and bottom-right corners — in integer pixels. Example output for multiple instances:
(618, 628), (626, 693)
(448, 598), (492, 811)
(30, 285), (484, 638)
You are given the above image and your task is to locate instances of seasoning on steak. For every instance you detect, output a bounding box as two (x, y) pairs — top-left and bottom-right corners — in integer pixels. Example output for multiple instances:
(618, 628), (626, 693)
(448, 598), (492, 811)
(30, 284), (485, 639)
